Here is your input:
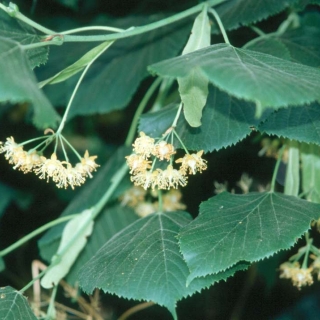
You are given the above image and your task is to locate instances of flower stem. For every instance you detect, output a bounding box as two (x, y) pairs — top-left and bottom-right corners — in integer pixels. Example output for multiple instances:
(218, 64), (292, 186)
(125, 77), (162, 146)
(208, 8), (230, 45)
(173, 129), (189, 154)
(270, 145), (286, 193)
(19, 267), (48, 293)
(171, 103), (183, 128)
(56, 41), (114, 134)
(0, 214), (78, 258)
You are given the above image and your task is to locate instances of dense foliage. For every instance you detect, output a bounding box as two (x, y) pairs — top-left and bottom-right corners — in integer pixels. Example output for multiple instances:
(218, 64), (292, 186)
(1, 0), (320, 319)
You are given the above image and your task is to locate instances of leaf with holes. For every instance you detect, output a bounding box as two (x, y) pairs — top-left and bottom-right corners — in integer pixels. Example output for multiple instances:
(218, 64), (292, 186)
(178, 192), (320, 283)
(0, 286), (37, 320)
(0, 37), (60, 129)
(140, 87), (269, 151)
(78, 211), (249, 319)
(149, 44), (320, 116)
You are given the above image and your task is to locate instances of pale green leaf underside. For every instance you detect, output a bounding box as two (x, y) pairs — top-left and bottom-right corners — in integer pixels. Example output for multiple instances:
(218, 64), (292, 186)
(178, 7), (210, 127)
(149, 43), (320, 112)
(284, 140), (300, 197)
(0, 37), (60, 129)
(39, 41), (113, 87)
(258, 102), (320, 145)
(179, 192), (320, 283)
(301, 143), (320, 203)
(78, 211), (248, 319)
(41, 209), (94, 289)
(66, 204), (139, 285)
(0, 286), (37, 320)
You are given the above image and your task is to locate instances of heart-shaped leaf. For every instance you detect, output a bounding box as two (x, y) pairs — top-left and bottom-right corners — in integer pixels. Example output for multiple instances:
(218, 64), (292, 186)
(179, 192), (320, 283)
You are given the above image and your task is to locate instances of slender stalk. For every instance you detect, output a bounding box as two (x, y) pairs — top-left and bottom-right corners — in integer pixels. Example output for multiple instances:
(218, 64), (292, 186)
(125, 77), (162, 146)
(60, 135), (82, 160)
(302, 233), (311, 269)
(0, 215), (78, 258)
(46, 285), (58, 320)
(56, 42), (114, 134)
(270, 145), (285, 193)
(173, 129), (189, 154)
(208, 8), (230, 45)
(62, 0), (226, 42)
(60, 26), (125, 35)
(22, 41), (63, 50)
(19, 267), (48, 293)
(158, 190), (163, 212)
(171, 103), (183, 128)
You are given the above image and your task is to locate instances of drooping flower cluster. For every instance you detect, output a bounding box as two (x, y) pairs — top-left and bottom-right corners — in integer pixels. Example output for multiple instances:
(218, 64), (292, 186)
(119, 186), (186, 217)
(0, 136), (99, 189)
(279, 262), (313, 289)
(126, 132), (207, 190)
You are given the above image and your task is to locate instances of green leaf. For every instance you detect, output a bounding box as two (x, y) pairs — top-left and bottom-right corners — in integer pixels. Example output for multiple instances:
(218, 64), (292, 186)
(245, 38), (291, 60)
(63, 16), (191, 119)
(0, 37), (60, 129)
(0, 10), (48, 68)
(212, 0), (298, 32)
(258, 102), (320, 145)
(178, 7), (210, 127)
(78, 211), (248, 319)
(140, 87), (268, 152)
(38, 146), (131, 262)
(41, 208), (94, 288)
(179, 192), (320, 283)
(284, 140), (300, 196)
(248, 13), (320, 67)
(149, 44), (320, 114)
(66, 204), (139, 285)
(0, 286), (37, 320)
(39, 41), (113, 87)
(301, 143), (320, 203)
(292, 0), (320, 11)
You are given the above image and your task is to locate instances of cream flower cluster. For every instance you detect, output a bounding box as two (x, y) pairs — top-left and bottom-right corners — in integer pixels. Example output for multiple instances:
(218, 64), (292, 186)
(120, 186), (186, 217)
(0, 136), (99, 189)
(126, 132), (207, 190)
(279, 262), (313, 289)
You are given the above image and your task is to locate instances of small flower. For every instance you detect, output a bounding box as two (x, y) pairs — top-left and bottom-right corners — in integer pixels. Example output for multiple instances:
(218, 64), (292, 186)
(132, 132), (155, 158)
(176, 150), (207, 175)
(34, 153), (65, 182)
(63, 164), (86, 189)
(76, 150), (99, 178)
(152, 141), (176, 161)
(120, 186), (147, 207)
(162, 189), (186, 211)
(14, 150), (42, 173)
(131, 170), (159, 190)
(279, 262), (300, 279)
(291, 267), (313, 289)
(125, 154), (152, 174)
(158, 165), (188, 189)
(0, 136), (24, 164)
(135, 202), (156, 217)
